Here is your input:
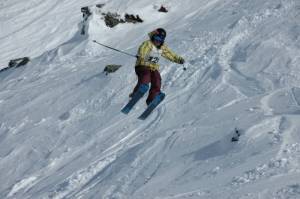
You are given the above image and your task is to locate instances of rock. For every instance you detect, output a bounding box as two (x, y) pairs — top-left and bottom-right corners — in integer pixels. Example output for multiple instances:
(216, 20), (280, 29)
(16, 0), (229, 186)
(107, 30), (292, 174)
(85, 4), (144, 28)
(9, 57), (30, 68)
(104, 64), (122, 75)
(1, 57), (30, 73)
(96, 3), (105, 8)
(104, 12), (124, 28)
(125, 14), (143, 23)
(158, 5), (168, 13)
(81, 6), (92, 35)
(102, 12), (143, 28)
(81, 6), (91, 19)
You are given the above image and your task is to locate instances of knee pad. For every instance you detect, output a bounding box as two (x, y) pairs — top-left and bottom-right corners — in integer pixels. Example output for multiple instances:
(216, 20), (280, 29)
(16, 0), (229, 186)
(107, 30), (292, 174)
(138, 83), (149, 94)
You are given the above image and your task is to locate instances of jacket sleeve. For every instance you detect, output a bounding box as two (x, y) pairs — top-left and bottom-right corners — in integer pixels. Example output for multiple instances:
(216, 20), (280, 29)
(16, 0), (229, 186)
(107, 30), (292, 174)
(161, 45), (183, 64)
(136, 41), (152, 66)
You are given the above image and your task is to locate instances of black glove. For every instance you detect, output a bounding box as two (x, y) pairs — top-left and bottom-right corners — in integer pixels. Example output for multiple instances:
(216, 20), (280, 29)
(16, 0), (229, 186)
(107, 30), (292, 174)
(178, 57), (185, 64)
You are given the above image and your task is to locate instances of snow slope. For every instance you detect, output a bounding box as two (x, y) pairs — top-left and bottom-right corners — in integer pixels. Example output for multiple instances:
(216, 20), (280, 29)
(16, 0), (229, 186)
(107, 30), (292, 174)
(1, 0), (300, 198)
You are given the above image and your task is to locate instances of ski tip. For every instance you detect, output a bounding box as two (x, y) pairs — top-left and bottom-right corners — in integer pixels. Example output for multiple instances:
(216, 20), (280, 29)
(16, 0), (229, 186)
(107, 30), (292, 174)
(138, 116), (146, 120)
(121, 108), (130, 114)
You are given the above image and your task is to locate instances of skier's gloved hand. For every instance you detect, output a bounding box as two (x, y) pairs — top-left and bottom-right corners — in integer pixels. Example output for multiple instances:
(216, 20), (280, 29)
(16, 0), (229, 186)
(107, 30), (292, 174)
(178, 57), (185, 65)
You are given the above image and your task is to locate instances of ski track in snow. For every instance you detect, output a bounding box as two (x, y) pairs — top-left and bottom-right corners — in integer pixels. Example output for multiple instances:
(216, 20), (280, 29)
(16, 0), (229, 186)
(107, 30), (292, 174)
(47, 104), (166, 199)
(0, 0), (60, 40)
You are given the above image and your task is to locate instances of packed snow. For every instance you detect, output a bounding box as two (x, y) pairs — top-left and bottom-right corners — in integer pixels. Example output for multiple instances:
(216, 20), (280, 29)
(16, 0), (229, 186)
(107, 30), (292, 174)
(0, 0), (300, 198)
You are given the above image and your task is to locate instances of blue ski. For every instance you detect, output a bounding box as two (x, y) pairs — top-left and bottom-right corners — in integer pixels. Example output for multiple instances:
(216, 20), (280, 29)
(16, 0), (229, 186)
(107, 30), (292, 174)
(121, 84), (149, 114)
(138, 92), (165, 120)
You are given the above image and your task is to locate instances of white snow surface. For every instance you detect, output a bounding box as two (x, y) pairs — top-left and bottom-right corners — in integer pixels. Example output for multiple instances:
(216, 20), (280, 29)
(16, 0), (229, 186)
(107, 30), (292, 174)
(1, 0), (300, 198)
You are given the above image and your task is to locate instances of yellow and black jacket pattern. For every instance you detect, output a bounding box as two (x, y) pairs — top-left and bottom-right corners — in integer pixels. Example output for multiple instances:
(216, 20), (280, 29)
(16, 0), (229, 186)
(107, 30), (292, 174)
(135, 32), (183, 71)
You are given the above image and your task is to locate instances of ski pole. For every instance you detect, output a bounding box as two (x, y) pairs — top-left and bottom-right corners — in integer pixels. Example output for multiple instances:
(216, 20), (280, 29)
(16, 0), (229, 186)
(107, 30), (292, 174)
(92, 40), (138, 58)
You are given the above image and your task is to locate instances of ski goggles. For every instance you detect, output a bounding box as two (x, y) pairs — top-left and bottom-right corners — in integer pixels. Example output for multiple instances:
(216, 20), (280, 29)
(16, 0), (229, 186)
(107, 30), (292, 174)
(153, 35), (164, 43)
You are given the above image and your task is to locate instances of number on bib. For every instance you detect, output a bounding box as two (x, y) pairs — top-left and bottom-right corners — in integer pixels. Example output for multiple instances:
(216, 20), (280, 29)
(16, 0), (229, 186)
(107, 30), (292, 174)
(148, 56), (159, 64)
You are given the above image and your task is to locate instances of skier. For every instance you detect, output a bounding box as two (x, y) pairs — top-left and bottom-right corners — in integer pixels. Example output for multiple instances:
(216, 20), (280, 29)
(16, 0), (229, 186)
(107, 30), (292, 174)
(130, 28), (185, 105)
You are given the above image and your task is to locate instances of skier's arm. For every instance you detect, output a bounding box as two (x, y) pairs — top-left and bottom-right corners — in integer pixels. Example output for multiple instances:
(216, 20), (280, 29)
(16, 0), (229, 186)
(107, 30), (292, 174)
(136, 41), (152, 66)
(161, 45), (185, 64)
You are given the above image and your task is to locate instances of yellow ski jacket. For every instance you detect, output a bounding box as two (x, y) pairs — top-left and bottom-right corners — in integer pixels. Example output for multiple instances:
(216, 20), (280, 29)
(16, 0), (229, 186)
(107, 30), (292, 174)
(135, 33), (183, 71)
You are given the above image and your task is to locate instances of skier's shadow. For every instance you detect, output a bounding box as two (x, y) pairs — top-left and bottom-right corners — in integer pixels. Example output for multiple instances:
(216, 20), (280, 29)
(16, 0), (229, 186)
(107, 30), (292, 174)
(187, 133), (237, 161)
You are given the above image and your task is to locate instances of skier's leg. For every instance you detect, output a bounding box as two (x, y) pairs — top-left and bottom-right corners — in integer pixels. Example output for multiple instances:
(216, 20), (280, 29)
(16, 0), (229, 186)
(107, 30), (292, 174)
(146, 70), (162, 105)
(131, 67), (151, 97)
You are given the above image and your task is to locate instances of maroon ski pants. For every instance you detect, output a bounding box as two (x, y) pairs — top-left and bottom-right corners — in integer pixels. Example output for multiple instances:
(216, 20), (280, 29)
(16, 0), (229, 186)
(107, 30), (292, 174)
(132, 66), (161, 105)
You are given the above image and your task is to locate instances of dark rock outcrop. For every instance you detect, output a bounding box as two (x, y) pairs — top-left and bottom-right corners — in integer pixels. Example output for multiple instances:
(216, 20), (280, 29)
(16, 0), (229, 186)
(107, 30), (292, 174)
(0, 57), (30, 73)
(104, 64), (122, 75)
(103, 12), (144, 28)
(158, 5), (168, 13)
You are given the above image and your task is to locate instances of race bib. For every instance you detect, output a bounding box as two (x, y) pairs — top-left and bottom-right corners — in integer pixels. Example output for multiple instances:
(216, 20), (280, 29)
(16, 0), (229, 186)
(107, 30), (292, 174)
(148, 56), (160, 64)
(146, 46), (162, 64)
